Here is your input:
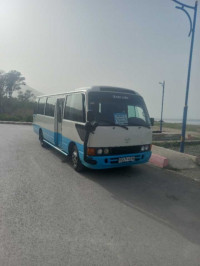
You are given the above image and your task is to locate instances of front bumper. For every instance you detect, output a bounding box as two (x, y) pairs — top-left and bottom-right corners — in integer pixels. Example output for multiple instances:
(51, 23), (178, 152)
(81, 151), (152, 169)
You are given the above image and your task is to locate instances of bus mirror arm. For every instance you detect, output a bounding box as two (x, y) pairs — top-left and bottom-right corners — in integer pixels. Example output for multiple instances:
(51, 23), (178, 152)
(83, 129), (97, 165)
(85, 121), (98, 134)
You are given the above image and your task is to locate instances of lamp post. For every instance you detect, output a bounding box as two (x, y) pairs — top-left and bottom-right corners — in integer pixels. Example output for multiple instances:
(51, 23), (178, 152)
(172, 0), (198, 153)
(159, 81), (165, 133)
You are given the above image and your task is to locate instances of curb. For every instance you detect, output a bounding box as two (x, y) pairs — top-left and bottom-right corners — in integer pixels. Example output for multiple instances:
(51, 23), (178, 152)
(149, 154), (168, 168)
(150, 145), (199, 170)
(0, 121), (32, 125)
(195, 156), (200, 166)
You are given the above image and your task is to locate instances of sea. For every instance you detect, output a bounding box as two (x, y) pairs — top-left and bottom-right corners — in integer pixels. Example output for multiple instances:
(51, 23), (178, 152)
(155, 119), (200, 125)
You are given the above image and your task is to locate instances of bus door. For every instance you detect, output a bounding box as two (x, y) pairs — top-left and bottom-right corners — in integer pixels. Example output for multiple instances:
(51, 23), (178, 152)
(56, 98), (65, 148)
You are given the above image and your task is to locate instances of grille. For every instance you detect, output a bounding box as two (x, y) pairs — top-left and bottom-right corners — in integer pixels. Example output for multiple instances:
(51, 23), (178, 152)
(109, 145), (142, 155)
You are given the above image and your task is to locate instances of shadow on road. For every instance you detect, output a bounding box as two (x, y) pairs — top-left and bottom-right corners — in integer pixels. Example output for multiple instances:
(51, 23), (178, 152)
(50, 147), (200, 246)
(84, 166), (200, 245)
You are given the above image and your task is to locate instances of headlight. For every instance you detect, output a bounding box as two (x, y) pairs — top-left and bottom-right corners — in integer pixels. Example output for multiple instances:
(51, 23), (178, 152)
(141, 145), (150, 151)
(97, 148), (103, 155)
(144, 145), (149, 151)
(141, 146), (145, 151)
(104, 148), (109, 155)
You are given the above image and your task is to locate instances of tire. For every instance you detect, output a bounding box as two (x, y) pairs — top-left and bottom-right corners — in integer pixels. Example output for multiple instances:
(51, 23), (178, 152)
(71, 145), (83, 172)
(39, 130), (47, 148)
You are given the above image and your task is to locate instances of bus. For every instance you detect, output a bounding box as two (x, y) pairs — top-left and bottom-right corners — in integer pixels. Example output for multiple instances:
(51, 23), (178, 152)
(33, 86), (152, 171)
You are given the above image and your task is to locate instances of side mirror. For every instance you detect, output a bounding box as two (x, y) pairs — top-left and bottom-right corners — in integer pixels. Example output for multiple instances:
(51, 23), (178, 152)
(150, 118), (154, 126)
(87, 110), (95, 122)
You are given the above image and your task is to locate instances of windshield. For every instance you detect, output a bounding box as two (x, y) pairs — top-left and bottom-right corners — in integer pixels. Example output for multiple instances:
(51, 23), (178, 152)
(88, 92), (151, 127)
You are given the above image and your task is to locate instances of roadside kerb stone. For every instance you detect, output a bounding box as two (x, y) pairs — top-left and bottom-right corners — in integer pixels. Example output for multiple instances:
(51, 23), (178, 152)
(149, 153), (168, 168)
(151, 145), (198, 170)
(196, 156), (200, 166)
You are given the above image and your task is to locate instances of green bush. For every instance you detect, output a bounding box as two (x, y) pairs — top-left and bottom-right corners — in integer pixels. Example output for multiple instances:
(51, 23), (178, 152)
(0, 97), (34, 122)
(25, 115), (33, 122)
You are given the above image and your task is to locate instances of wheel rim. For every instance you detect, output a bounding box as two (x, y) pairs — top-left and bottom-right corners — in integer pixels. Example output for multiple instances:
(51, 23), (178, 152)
(72, 150), (78, 168)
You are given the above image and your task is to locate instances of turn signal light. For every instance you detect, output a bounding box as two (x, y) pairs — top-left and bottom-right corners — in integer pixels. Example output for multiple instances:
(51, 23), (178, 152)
(87, 148), (96, 156)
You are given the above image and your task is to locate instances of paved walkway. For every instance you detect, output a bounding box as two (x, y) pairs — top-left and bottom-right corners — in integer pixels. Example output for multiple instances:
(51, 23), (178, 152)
(150, 145), (200, 182)
(150, 125), (200, 181)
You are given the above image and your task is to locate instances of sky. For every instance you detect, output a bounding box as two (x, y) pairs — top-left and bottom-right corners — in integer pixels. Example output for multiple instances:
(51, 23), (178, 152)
(0, 0), (200, 119)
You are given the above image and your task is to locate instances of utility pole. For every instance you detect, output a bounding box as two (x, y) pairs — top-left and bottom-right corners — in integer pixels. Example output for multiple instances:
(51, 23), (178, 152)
(159, 81), (165, 133)
(172, 0), (198, 153)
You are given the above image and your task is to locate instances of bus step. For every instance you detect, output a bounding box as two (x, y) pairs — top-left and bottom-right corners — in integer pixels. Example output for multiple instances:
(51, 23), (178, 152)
(43, 140), (69, 156)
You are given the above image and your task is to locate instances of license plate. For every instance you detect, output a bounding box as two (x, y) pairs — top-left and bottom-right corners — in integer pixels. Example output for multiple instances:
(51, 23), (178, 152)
(118, 157), (135, 163)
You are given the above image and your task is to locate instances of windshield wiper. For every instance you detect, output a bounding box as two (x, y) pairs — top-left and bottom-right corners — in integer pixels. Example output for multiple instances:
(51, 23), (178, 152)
(133, 123), (151, 129)
(97, 119), (128, 130)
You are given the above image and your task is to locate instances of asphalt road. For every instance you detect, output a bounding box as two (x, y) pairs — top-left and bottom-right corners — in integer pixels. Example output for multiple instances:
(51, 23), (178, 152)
(0, 124), (200, 266)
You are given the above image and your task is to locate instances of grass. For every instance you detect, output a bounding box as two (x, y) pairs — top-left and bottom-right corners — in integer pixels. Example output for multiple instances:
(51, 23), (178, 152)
(0, 113), (33, 122)
(154, 122), (200, 156)
(154, 121), (200, 132)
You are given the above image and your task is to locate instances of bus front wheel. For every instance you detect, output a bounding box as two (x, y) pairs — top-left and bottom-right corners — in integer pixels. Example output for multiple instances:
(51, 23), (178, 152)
(71, 145), (83, 172)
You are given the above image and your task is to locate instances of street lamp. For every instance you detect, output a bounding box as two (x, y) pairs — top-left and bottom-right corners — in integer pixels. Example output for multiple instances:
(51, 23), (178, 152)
(172, 0), (198, 153)
(159, 81), (165, 133)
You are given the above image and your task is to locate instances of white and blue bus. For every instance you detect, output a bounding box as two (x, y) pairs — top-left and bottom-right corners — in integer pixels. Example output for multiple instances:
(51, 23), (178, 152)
(33, 86), (152, 171)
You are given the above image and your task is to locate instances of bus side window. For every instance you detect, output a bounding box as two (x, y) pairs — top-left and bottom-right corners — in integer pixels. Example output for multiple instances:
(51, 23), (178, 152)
(45, 96), (56, 117)
(71, 93), (85, 122)
(57, 98), (65, 122)
(64, 94), (85, 122)
(33, 101), (38, 114)
(64, 95), (71, 120)
(38, 97), (46, 115)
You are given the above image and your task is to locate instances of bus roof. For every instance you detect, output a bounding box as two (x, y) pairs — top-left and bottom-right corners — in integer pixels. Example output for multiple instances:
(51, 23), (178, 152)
(36, 86), (140, 98)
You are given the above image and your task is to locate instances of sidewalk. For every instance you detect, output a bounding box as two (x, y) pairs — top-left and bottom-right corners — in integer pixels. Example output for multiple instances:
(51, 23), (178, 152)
(149, 145), (200, 182)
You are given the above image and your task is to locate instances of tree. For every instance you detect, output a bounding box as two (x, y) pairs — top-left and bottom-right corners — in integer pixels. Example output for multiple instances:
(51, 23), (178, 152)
(18, 90), (35, 102)
(0, 71), (7, 113)
(5, 70), (26, 98)
(0, 71), (6, 98)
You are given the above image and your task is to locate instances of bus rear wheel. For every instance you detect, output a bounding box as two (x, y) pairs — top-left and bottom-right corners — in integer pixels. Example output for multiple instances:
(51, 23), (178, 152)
(39, 130), (47, 148)
(71, 145), (83, 172)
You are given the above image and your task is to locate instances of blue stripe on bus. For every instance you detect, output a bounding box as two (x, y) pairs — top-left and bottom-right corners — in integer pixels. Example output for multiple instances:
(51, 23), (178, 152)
(83, 151), (151, 169)
(43, 128), (55, 144)
(33, 124), (55, 145)
(33, 124), (151, 169)
(33, 124), (84, 156)
(33, 124), (40, 134)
